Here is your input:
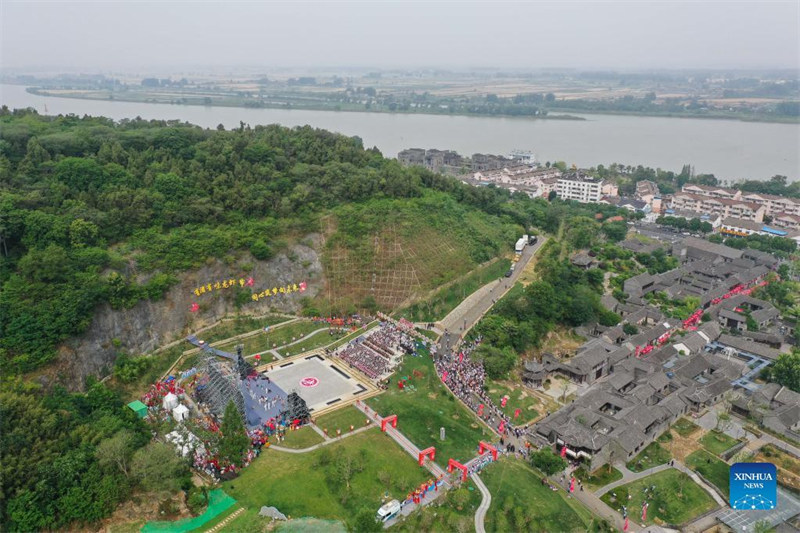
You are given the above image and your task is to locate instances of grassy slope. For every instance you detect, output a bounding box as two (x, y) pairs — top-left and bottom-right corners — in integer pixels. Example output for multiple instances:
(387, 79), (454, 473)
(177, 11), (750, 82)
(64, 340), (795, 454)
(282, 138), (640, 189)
(366, 352), (496, 464)
(276, 329), (347, 357)
(699, 431), (741, 457)
(320, 194), (520, 313)
(484, 379), (540, 425)
(627, 442), (672, 472)
(600, 469), (717, 526)
(223, 428), (430, 523)
(397, 258), (511, 322)
(685, 450), (730, 498)
(481, 458), (596, 533)
(314, 406), (370, 433)
(574, 465), (624, 491)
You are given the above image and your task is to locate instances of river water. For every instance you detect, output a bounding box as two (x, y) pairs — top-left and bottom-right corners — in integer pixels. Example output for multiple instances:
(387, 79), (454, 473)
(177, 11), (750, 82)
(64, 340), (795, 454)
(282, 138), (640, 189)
(2, 83), (798, 182)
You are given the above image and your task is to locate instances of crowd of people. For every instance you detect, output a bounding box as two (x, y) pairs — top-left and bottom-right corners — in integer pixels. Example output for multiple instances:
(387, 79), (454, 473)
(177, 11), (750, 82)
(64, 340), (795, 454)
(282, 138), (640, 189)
(332, 322), (415, 380)
(435, 336), (528, 440)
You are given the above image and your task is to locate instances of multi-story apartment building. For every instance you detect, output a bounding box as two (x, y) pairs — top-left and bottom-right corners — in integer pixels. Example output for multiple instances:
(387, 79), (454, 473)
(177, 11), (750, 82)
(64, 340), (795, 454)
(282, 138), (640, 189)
(772, 213), (800, 231)
(670, 192), (766, 222)
(681, 184), (741, 200)
(556, 173), (604, 203)
(740, 192), (800, 217)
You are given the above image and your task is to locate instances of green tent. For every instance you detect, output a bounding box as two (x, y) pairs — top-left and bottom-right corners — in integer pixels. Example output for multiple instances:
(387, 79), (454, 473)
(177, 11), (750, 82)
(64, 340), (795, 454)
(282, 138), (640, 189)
(127, 400), (148, 419)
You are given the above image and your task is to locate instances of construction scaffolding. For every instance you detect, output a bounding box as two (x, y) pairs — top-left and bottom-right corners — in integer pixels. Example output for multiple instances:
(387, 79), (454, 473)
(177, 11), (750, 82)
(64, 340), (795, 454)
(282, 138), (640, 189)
(284, 392), (310, 423)
(197, 352), (246, 423)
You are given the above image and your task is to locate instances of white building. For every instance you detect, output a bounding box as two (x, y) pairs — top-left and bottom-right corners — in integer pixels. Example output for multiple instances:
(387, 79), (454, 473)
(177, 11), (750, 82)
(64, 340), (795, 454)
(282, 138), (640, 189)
(556, 174), (604, 203)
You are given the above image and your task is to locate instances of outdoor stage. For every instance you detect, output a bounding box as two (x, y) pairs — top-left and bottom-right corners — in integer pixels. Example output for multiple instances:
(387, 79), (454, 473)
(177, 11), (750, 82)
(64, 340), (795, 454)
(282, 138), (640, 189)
(264, 354), (371, 413)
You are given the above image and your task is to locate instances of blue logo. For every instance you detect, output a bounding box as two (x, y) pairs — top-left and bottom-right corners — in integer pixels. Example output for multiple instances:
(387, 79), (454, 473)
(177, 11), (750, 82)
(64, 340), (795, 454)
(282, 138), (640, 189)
(729, 462), (777, 510)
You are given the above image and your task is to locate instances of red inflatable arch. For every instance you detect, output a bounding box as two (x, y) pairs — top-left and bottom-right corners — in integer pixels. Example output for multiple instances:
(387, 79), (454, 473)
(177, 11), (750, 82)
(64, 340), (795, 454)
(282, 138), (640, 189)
(448, 458), (468, 481)
(418, 446), (436, 466)
(381, 414), (398, 432)
(478, 441), (498, 461)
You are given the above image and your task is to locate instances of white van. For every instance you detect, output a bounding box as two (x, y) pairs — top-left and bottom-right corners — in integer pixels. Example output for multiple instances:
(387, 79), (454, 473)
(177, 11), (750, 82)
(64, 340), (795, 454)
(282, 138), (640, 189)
(376, 500), (401, 522)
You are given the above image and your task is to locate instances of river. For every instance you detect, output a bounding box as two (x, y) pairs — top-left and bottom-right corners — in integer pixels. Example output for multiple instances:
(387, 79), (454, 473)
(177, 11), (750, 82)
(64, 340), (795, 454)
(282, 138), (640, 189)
(1, 83), (798, 182)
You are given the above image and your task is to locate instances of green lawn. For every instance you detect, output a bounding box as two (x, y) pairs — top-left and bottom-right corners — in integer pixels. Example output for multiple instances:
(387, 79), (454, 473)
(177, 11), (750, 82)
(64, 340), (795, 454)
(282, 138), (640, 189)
(672, 418), (701, 437)
(314, 406), (370, 434)
(484, 380), (540, 425)
(415, 328), (440, 342)
(196, 315), (292, 344)
(325, 322), (378, 351)
(699, 431), (741, 457)
(213, 320), (323, 356)
(398, 258), (511, 322)
(223, 428), (430, 524)
(600, 469), (717, 526)
(574, 465), (623, 491)
(482, 458), (597, 533)
(274, 426), (325, 449)
(276, 328), (347, 357)
(685, 450), (730, 498)
(366, 352), (495, 464)
(627, 441), (672, 472)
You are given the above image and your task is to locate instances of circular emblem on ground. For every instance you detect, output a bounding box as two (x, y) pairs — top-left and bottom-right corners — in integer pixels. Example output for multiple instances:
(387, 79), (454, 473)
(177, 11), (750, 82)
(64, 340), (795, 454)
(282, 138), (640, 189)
(299, 377), (319, 388)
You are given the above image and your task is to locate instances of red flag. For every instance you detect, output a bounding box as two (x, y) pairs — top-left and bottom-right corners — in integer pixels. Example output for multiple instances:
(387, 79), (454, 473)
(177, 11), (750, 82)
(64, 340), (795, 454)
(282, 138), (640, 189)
(459, 352), (464, 363)
(501, 396), (508, 408)
(246, 277), (255, 287)
(442, 371), (448, 382)
(514, 408), (521, 419)
(499, 421), (505, 433)
(561, 446), (567, 458)
(299, 282), (307, 292)
(641, 503), (647, 522)
(190, 302), (199, 312)
(623, 517), (629, 531)
(478, 404), (484, 416)
(570, 477), (575, 493)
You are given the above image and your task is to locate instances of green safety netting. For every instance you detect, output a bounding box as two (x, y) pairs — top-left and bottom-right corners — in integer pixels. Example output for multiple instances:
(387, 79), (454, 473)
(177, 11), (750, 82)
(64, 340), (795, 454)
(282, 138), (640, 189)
(140, 489), (236, 533)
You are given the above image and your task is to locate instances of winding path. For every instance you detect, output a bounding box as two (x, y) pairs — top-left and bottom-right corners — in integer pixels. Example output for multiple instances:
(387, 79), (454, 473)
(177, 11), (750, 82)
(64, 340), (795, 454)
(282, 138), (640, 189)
(472, 474), (491, 533)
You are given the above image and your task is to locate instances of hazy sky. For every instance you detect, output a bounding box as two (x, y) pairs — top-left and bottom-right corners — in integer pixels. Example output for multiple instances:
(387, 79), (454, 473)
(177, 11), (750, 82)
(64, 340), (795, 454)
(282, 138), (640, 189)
(2, 1), (798, 71)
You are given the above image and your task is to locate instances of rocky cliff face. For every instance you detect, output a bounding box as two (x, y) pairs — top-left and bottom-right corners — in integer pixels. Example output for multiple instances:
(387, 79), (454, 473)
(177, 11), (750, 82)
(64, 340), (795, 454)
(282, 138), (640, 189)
(51, 235), (324, 390)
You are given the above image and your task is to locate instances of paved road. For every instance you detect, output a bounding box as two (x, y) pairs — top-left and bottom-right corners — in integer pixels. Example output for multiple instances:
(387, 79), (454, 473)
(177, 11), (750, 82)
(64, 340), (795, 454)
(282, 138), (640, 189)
(437, 236), (548, 356)
(473, 474), (491, 533)
(595, 463), (671, 497)
(550, 468), (642, 532)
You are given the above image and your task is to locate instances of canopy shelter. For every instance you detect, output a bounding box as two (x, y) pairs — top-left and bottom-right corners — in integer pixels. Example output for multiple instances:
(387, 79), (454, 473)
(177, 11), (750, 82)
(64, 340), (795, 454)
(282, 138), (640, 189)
(172, 404), (190, 422)
(127, 400), (148, 419)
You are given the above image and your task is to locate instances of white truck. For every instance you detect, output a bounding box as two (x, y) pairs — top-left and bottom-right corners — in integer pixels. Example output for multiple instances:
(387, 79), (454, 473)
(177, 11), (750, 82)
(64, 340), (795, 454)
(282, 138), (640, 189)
(376, 499), (401, 523)
(515, 237), (526, 254)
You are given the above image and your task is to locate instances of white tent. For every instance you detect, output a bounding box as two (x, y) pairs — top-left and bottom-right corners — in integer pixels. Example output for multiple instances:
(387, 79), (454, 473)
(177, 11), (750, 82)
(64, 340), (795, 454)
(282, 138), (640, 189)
(164, 430), (204, 457)
(172, 403), (190, 422)
(162, 392), (179, 410)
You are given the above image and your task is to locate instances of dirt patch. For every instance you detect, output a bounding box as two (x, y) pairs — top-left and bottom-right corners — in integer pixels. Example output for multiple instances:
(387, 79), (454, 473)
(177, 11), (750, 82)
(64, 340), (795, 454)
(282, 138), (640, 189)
(663, 427), (705, 462)
(92, 491), (191, 533)
(427, 392), (438, 400)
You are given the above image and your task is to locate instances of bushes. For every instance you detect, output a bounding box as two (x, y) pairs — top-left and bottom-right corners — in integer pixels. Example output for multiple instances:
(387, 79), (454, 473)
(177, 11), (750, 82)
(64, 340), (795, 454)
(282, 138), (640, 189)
(530, 448), (567, 476)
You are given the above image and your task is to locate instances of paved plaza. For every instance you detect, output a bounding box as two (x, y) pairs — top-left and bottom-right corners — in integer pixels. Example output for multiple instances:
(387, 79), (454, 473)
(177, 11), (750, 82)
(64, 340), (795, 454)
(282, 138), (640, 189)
(266, 355), (368, 413)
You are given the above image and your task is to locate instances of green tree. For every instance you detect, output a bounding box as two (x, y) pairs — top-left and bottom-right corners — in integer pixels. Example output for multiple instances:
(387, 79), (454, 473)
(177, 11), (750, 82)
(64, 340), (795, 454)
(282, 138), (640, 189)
(530, 448), (567, 476)
(767, 350), (800, 392)
(602, 220), (628, 242)
(250, 239), (273, 260)
(69, 218), (100, 248)
(131, 441), (187, 492)
(349, 508), (382, 532)
(218, 401), (249, 466)
(95, 429), (136, 478)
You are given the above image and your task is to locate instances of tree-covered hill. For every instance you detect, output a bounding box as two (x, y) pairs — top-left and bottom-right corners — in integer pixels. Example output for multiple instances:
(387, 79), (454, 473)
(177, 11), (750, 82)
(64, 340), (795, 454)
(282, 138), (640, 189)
(0, 108), (528, 375)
